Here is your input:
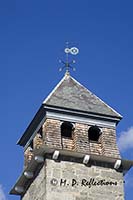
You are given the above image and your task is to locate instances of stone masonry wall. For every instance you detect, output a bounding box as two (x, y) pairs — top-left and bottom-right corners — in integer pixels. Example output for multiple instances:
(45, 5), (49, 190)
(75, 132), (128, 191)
(24, 118), (121, 168)
(22, 159), (124, 200)
(44, 119), (120, 158)
(74, 123), (90, 153)
(44, 119), (62, 148)
(101, 127), (120, 158)
(21, 163), (46, 200)
(24, 147), (34, 169)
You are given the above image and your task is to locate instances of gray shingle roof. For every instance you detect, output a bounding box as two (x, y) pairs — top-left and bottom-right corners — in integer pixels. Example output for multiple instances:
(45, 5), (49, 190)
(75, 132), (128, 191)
(43, 74), (122, 118)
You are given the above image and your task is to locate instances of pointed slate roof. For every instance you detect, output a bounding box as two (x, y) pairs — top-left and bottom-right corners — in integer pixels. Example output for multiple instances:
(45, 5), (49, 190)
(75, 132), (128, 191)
(43, 73), (122, 118)
(18, 73), (122, 147)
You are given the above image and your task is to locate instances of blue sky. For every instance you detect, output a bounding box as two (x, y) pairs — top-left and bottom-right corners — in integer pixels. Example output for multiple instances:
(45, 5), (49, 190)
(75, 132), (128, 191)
(0, 0), (133, 199)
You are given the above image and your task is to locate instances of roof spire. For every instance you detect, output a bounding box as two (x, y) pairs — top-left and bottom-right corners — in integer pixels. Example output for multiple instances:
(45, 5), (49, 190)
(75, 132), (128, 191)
(59, 42), (79, 75)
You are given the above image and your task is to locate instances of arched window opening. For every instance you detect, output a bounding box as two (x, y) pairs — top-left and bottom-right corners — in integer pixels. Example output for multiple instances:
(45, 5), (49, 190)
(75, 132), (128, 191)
(38, 126), (43, 138)
(88, 126), (101, 142)
(30, 140), (33, 149)
(61, 122), (74, 138)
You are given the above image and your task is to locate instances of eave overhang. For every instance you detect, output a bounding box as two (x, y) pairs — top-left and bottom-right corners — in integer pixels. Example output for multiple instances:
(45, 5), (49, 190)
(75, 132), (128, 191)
(10, 146), (133, 196)
(17, 105), (46, 147)
(44, 104), (122, 123)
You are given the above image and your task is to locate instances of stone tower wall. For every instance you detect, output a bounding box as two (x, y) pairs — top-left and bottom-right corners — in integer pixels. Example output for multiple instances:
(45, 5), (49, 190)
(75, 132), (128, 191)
(22, 159), (124, 200)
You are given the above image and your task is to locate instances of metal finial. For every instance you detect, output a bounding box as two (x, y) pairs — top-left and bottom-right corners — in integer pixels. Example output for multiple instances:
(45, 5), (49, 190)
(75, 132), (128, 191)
(59, 43), (79, 74)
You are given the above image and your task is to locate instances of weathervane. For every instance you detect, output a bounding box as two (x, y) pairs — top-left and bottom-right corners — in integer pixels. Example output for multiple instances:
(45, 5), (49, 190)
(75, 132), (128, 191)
(59, 42), (79, 74)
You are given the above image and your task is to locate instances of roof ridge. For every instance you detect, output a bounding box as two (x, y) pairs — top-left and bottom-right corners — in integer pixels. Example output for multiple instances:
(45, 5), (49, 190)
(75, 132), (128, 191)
(70, 76), (122, 118)
(43, 73), (70, 104)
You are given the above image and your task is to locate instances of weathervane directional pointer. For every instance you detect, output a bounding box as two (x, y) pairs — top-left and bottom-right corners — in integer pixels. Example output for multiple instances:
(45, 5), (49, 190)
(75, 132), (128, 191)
(59, 42), (79, 74)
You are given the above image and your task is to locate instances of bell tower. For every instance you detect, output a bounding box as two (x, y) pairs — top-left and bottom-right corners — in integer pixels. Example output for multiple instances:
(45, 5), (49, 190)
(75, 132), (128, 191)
(10, 68), (133, 199)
